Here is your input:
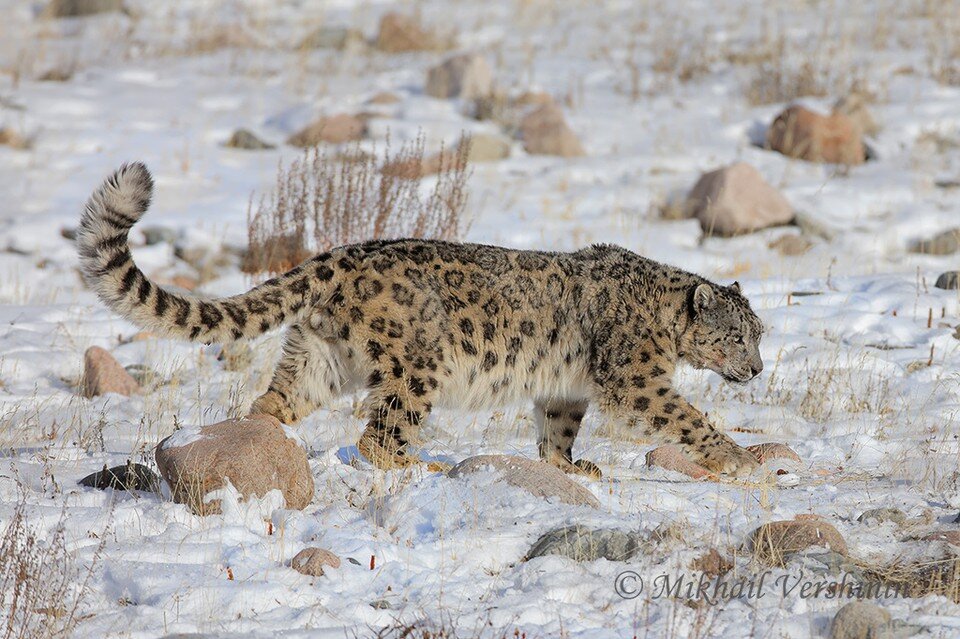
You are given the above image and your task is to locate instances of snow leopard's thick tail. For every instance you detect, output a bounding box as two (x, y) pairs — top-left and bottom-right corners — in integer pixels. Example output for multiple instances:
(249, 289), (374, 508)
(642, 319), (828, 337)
(77, 162), (333, 344)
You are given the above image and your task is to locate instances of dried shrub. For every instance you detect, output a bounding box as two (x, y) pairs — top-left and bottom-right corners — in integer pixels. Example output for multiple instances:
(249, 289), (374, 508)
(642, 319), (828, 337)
(927, 16), (960, 86)
(742, 36), (829, 105)
(0, 488), (104, 639)
(243, 135), (471, 275)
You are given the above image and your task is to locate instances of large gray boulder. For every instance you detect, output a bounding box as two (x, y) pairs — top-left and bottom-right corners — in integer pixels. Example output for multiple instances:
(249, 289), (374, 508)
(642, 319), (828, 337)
(524, 526), (644, 562)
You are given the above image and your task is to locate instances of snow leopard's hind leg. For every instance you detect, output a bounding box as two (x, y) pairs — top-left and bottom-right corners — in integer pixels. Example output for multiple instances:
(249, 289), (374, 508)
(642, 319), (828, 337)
(249, 323), (356, 424)
(535, 398), (601, 478)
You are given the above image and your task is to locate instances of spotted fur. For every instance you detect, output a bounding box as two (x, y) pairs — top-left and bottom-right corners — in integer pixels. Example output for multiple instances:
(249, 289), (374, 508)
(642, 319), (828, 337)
(79, 163), (765, 477)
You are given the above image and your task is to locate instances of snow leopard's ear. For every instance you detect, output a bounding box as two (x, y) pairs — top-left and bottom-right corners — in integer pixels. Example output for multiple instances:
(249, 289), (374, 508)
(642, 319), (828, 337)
(729, 281), (741, 293)
(692, 283), (715, 314)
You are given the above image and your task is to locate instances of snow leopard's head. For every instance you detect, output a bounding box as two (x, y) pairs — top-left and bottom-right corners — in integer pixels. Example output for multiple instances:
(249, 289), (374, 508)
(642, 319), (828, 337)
(679, 281), (764, 384)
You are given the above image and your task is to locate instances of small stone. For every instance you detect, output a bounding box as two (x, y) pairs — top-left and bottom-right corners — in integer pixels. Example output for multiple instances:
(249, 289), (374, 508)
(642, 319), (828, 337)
(290, 547), (340, 576)
(645, 445), (715, 480)
(746, 517), (848, 565)
(746, 442), (802, 464)
(833, 93), (879, 137)
(922, 530), (960, 545)
(519, 103), (585, 157)
(685, 162), (794, 236)
(224, 129), (275, 150)
(829, 602), (892, 639)
(61, 227), (77, 241)
(405, 134), (511, 178)
(155, 416), (314, 515)
(367, 92), (401, 105)
(691, 548), (733, 577)
(287, 114), (366, 147)
(425, 53), (494, 101)
(858, 508), (906, 525)
(768, 234), (813, 256)
(78, 462), (161, 492)
(910, 228), (960, 256)
(766, 105), (866, 165)
(81, 346), (140, 398)
(464, 133), (511, 162)
(42, 0), (124, 18)
(524, 526), (644, 562)
(448, 455), (600, 508)
(37, 67), (74, 82)
(0, 127), (30, 150)
(375, 13), (445, 53)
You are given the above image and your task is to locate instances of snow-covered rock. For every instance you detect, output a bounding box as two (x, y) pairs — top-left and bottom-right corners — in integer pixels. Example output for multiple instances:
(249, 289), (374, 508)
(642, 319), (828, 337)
(155, 416), (314, 515)
(290, 547), (341, 576)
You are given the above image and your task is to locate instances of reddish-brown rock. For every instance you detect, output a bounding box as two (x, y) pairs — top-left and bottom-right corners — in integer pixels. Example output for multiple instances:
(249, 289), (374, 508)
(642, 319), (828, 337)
(768, 234), (813, 256)
(0, 128), (30, 150)
(746, 517), (848, 564)
(290, 547), (340, 576)
(645, 445), (715, 480)
(746, 442), (802, 464)
(375, 13), (442, 53)
(367, 91), (401, 105)
(81, 346), (140, 398)
(648, 442), (803, 479)
(155, 416), (314, 515)
(519, 103), (585, 157)
(287, 114), (366, 147)
(766, 105), (866, 165)
(922, 530), (960, 545)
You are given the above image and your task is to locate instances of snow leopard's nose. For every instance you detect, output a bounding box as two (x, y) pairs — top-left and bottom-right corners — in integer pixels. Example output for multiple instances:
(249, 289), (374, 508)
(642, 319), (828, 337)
(750, 362), (763, 377)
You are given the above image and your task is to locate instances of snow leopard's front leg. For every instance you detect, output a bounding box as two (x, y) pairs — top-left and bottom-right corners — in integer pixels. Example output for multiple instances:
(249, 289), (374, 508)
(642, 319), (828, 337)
(592, 339), (758, 478)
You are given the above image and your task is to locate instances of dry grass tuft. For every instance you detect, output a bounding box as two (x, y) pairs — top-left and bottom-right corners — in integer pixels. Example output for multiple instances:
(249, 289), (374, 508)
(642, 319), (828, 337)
(0, 486), (105, 639)
(243, 135), (471, 275)
(367, 615), (538, 639)
(741, 35), (830, 105)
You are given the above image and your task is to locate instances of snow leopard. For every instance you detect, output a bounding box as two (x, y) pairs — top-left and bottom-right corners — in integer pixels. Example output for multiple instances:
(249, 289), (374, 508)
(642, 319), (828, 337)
(77, 162), (765, 477)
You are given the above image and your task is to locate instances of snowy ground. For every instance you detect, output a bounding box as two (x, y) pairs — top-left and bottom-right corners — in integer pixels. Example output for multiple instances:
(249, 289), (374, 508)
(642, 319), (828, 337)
(2, 0), (960, 637)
